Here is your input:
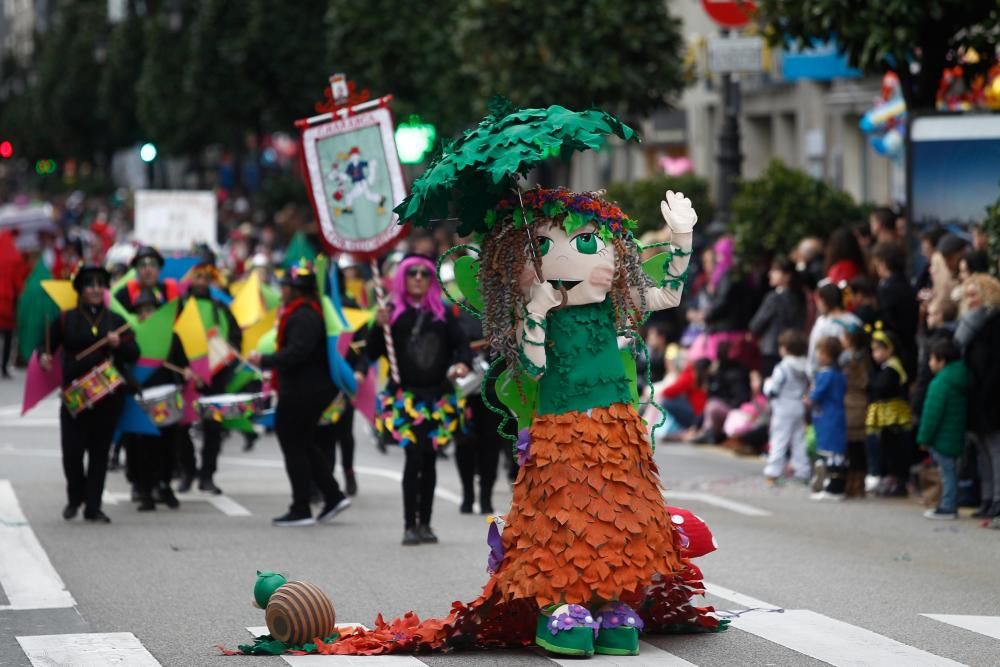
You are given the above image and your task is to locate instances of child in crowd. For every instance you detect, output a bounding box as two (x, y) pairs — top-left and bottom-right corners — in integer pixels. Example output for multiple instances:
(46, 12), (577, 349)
(699, 342), (752, 444)
(762, 330), (810, 484)
(808, 336), (848, 501)
(866, 327), (913, 497)
(911, 298), (959, 419)
(916, 338), (968, 519)
(848, 275), (880, 328)
(808, 283), (861, 377)
(659, 357), (710, 439)
(839, 326), (870, 497)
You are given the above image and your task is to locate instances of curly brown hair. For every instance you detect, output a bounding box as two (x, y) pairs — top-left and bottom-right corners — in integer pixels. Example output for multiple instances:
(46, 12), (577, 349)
(478, 195), (652, 375)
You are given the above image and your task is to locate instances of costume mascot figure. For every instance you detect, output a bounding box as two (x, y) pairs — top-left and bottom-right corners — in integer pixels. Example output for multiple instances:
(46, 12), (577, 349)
(230, 101), (727, 659)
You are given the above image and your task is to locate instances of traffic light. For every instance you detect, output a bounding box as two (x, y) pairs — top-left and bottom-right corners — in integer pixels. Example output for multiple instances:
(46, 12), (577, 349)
(0, 141), (12, 159)
(395, 116), (436, 164)
(35, 159), (57, 175)
(140, 142), (158, 162)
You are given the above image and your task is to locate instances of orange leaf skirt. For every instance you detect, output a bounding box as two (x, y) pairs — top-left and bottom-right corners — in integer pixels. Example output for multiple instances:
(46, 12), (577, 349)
(483, 402), (683, 606)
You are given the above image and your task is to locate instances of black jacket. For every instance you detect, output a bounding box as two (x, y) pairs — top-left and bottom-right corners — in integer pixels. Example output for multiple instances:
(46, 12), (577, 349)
(48, 305), (139, 388)
(366, 304), (472, 395)
(705, 274), (758, 333)
(877, 273), (918, 372)
(964, 309), (1000, 435)
(749, 288), (806, 357)
(261, 302), (335, 402)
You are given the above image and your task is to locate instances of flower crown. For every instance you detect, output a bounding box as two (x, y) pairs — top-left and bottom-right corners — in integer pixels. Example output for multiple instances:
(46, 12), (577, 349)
(483, 187), (638, 242)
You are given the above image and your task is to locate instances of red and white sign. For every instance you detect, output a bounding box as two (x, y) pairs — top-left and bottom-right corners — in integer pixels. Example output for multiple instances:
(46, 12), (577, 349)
(701, 0), (757, 28)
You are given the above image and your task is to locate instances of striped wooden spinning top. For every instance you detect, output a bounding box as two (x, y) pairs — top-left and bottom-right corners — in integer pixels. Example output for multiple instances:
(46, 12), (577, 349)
(264, 581), (336, 645)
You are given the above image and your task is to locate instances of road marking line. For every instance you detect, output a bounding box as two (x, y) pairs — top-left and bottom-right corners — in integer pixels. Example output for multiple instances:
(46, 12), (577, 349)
(102, 491), (252, 516)
(17, 632), (161, 666)
(0, 479), (75, 610)
(922, 614), (1000, 641)
(248, 626), (424, 665)
(537, 640), (697, 666)
(705, 584), (964, 666)
(662, 490), (772, 517)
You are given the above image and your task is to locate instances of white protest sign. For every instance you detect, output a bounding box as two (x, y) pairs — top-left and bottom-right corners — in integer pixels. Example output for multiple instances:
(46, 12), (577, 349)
(134, 190), (218, 251)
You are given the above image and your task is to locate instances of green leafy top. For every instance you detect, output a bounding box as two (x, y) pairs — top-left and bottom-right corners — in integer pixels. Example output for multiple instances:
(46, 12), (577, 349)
(394, 100), (639, 235)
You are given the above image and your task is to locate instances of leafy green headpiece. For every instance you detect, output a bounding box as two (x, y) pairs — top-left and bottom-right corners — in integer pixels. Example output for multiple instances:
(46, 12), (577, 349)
(394, 98), (639, 236)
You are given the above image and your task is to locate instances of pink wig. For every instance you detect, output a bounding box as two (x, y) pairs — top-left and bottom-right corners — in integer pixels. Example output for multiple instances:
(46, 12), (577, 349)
(390, 255), (446, 324)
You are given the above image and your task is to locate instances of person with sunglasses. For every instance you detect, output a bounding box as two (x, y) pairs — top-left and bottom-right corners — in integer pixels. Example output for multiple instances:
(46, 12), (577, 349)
(367, 254), (472, 545)
(113, 246), (181, 314)
(41, 265), (139, 523)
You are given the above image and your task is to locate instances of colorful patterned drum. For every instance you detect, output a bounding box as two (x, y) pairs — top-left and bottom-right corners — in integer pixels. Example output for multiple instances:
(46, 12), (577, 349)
(62, 360), (124, 416)
(136, 384), (183, 427)
(196, 392), (272, 423)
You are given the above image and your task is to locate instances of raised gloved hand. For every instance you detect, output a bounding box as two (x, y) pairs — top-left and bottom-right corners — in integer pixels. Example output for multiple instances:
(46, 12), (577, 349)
(659, 190), (698, 235)
(527, 279), (563, 316)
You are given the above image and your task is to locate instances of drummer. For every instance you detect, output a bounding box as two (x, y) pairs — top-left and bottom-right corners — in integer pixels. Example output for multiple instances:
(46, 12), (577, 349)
(126, 289), (188, 511)
(113, 245), (180, 313)
(248, 261), (351, 527)
(177, 247), (241, 495)
(41, 265), (139, 523)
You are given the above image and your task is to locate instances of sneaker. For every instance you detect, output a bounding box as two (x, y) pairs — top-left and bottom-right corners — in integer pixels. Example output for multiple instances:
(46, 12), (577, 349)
(402, 527), (421, 545)
(317, 497), (351, 523)
(923, 509), (957, 520)
(62, 503), (80, 520)
(864, 475), (881, 493)
(272, 510), (315, 527)
(810, 460), (827, 493)
(83, 510), (111, 524)
(417, 524), (438, 543)
(810, 491), (845, 502)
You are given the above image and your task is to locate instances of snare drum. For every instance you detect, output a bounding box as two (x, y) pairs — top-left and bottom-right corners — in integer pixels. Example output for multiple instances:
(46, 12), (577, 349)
(136, 384), (183, 427)
(196, 392), (273, 423)
(62, 360), (124, 416)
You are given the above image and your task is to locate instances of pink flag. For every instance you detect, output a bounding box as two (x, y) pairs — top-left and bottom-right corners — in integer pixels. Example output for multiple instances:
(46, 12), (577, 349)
(354, 367), (378, 426)
(22, 350), (62, 415)
(336, 330), (354, 357)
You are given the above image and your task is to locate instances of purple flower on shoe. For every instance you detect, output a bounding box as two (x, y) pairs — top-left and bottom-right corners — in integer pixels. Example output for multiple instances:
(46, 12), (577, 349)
(515, 428), (532, 466)
(548, 604), (600, 637)
(596, 602), (645, 631)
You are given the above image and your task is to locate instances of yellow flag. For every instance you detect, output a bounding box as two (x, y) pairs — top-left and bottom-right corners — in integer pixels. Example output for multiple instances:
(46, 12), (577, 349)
(41, 280), (77, 311)
(341, 307), (375, 332)
(174, 298), (208, 359)
(230, 271), (263, 328)
(242, 308), (277, 356)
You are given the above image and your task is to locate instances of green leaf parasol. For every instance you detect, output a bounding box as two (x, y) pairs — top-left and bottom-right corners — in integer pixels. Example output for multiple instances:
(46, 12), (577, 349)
(395, 100), (639, 235)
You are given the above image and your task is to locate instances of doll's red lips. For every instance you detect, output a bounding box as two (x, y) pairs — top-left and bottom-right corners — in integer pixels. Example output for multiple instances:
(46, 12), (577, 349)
(548, 279), (582, 291)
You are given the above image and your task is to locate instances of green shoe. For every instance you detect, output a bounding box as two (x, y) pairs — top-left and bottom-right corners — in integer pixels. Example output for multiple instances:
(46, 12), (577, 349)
(594, 602), (643, 656)
(536, 604), (597, 657)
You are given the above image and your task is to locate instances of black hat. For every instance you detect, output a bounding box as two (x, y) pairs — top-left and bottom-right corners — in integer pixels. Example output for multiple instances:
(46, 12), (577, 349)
(132, 288), (160, 310)
(193, 243), (216, 268)
(283, 259), (317, 291)
(936, 233), (967, 257)
(71, 265), (111, 292)
(132, 245), (165, 268)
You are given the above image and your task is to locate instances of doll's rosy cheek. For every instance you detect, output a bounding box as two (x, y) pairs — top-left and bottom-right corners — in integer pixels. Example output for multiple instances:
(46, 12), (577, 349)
(589, 265), (614, 287)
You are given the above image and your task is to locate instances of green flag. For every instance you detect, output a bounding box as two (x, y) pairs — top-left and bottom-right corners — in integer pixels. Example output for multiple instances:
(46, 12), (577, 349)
(16, 261), (61, 361)
(282, 232), (317, 270)
(134, 299), (179, 361)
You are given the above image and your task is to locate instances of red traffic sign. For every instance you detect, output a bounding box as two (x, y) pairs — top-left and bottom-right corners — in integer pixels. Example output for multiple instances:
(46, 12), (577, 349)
(701, 0), (757, 28)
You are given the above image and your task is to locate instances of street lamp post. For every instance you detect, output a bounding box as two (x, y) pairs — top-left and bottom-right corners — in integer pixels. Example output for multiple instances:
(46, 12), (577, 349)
(715, 64), (743, 228)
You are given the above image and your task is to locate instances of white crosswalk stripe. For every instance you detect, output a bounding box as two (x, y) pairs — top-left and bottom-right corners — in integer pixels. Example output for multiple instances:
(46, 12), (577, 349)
(0, 479), (75, 610)
(921, 614), (1000, 642)
(16, 632), (161, 666)
(707, 583), (966, 666)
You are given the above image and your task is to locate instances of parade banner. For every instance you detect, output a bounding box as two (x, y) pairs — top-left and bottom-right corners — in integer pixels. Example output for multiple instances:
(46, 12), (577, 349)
(300, 106), (407, 258)
(134, 190), (218, 251)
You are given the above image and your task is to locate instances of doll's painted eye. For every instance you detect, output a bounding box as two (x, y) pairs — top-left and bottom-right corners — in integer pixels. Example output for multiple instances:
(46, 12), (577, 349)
(572, 232), (603, 255)
(536, 236), (553, 256)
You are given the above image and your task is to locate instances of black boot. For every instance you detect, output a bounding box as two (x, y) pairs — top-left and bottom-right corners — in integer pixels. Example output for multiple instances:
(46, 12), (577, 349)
(479, 479), (494, 516)
(137, 495), (156, 511)
(971, 501), (993, 518)
(345, 470), (357, 496)
(157, 484), (180, 509)
(988, 500), (1000, 518)
(198, 477), (223, 495)
(402, 526), (421, 545)
(177, 474), (193, 493)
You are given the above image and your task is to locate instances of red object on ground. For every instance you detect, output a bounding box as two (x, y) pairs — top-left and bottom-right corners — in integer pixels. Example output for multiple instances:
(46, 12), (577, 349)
(701, 0), (757, 28)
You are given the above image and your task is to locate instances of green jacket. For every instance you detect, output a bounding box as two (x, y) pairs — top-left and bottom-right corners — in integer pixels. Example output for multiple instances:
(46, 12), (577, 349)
(916, 361), (968, 457)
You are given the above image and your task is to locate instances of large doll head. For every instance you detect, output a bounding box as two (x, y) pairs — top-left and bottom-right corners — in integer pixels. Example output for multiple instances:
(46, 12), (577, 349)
(479, 187), (650, 370)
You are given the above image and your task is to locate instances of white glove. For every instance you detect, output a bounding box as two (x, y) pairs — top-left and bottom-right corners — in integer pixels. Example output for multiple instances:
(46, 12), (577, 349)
(527, 279), (562, 316)
(660, 190), (698, 234)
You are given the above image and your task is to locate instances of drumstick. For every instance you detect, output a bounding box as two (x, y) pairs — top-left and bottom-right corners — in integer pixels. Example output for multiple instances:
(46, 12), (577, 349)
(75, 323), (130, 360)
(163, 361), (205, 387)
(348, 338), (488, 352)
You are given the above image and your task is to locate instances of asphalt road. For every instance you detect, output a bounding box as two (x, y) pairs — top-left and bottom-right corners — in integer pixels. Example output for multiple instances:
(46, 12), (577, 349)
(1, 374), (998, 667)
